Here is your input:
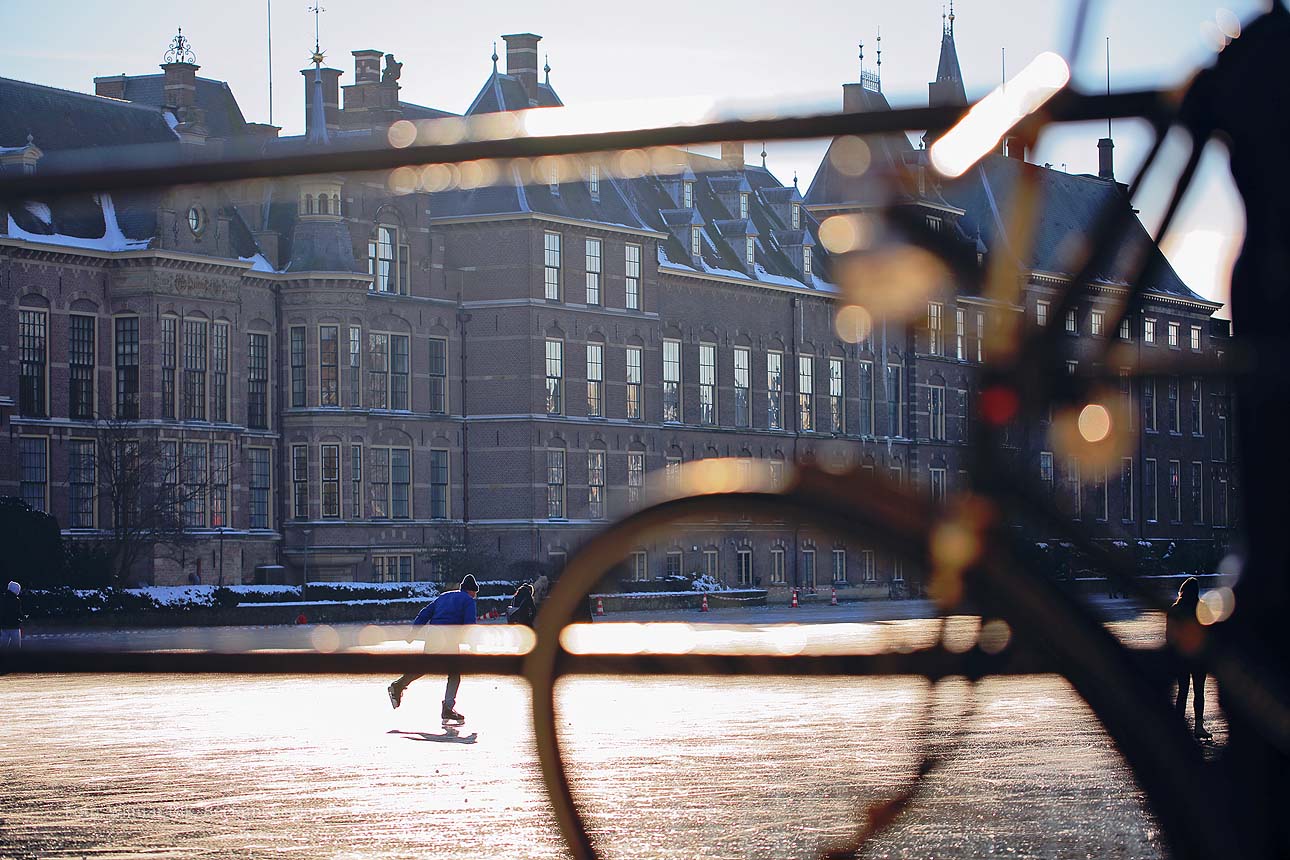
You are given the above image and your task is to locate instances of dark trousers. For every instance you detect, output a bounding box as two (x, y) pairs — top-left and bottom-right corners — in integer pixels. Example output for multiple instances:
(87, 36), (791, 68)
(392, 671), (461, 710)
(1175, 668), (1207, 723)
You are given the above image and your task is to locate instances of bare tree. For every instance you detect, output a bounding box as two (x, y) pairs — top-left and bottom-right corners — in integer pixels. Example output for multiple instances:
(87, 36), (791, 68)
(86, 417), (208, 586)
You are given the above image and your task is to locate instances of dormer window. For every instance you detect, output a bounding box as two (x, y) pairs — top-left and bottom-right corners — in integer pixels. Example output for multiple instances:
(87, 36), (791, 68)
(549, 161), (560, 195)
(803, 246), (812, 277)
(589, 164), (600, 199)
(683, 181), (694, 209)
(745, 236), (755, 265)
(791, 203), (801, 229)
(739, 192), (749, 219)
(927, 216), (943, 233)
(691, 226), (702, 257)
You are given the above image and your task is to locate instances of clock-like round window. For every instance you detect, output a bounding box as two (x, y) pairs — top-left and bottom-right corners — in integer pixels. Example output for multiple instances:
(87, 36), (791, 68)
(187, 205), (206, 236)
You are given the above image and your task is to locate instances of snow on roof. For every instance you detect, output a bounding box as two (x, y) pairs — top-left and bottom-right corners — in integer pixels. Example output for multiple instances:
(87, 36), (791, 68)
(5, 192), (150, 252)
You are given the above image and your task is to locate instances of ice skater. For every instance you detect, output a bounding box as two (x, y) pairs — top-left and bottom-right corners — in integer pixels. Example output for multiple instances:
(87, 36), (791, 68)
(387, 574), (478, 723)
(1, 581), (22, 649)
(1166, 576), (1212, 740)
(506, 582), (537, 627)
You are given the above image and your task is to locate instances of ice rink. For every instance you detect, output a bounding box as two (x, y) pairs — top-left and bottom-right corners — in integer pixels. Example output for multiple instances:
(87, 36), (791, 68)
(0, 601), (1221, 858)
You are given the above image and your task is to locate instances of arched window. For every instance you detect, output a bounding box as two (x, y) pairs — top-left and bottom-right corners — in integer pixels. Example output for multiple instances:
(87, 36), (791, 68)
(368, 225), (397, 293)
(302, 194), (313, 215)
(318, 194), (329, 215)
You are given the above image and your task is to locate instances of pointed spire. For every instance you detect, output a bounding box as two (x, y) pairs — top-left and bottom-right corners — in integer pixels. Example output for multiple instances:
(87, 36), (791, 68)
(761, 142), (767, 168)
(859, 40), (865, 79)
(544, 53), (551, 84)
(930, 3), (967, 106)
(491, 42), (499, 73)
(793, 171), (799, 189)
(305, 3), (329, 145)
(876, 26), (882, 88)
(949, 0), (955, 33)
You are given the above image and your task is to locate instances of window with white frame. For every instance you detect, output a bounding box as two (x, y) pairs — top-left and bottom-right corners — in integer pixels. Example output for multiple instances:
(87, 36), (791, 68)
(320, 325), (339, 407)
(348, 325), (362, 408)
(631, 550), (648, 581)
(430, 449), (449, 519)
(585, 238), (602, 305)
(739, 192), (749, 219)
(767, 351), (783, 429)
(321, 444), (340, 518)
(691, 226), (702, 257)
(886, 364), (903, 437)
(955, 308), (966, 360)
(798, 354), (814, 431)
(160, 316), (177, 419)
(803, 246), (812, 277)
(546, 339), (563, 415)
(115, 316), (140, 419)
(1167, 377), (1180, 434)
(734, 347), (750, 427)
(770, 547), (786, 584)
(627, 451), (644, 505)
(1039, 451), (1054, 493)
(1190, 377), (1202, 435)
(665, 455), (682, 490)
(662, 339), (682, 422)
(929, 384), (946, 440)
(625, 244), (641, 310)
(368, 333), (409, 410)
(367, 225), (404, 294)
(68, 439), (95, 528)
(927, 302), (942, 354)
(858, 360), (874, 434)
(1144, 458), (1158, 522)
(861, 549), (876, 582)
(370, 447), (412, 519)
(832, 549), (847, 583)
(1065, 308), (1079, 334)
(249, 448), (272, 529)
(544, 232), (561, 300)
(666, 551), (682, 578)
(69, 314), (95, 421)
(737, 548), (754, 585)
(180, 442), (208, 529)
(588, 450), (606, 519)
(588, 163), (599, 197)
(547, 449), (566, 519)
(428, 337), (447, 414)
(1143, 377), (1157, 432)
(1091, 310), (1104, 336)
(976, 311), (985, 362)
(292, 445), (309, 520)
(1120, 317), (1132, 340)
(626, 346), (642, 419)
(699, 343), (716, 425)
(1168, 321), (1180, 348)
(586, 342), (603, 417)
(791, 203), (801, 229)
(704, 549), (719, 579)
(1035, 300), (1049, 328)
(802, 549), (817, 589)
(1169, 460), (1182, 521)
(683, 181), (693, 208)
(1190, 325), (1201, 351)
(373, 555), (413, 583)
(929, 467), (947, 503)
(829, 357), (844, 434)
(350, 444), (362, 519)
(745, 236), (755, 265)
(210, 442), (229, 528)
(290, 326), (306, 408)
(1144, 317), (1156, 344)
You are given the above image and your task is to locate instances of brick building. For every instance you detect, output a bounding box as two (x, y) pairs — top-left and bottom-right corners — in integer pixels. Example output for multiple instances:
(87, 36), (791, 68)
(0, 22), (1235, 591)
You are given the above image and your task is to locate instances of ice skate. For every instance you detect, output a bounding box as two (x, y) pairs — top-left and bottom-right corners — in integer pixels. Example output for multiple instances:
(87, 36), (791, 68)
(387, 682), (403, 710)
(441, 703), (465, 725)
(1194, 725), (1212, 740)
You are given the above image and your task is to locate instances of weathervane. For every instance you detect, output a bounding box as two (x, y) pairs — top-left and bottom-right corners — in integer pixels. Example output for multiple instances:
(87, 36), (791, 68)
(309, 2), (326, 66)
(164, 27), (196, 64)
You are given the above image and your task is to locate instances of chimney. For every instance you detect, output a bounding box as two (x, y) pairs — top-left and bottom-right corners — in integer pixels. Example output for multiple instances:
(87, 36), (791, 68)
(301, 66), (343, 134)
(160, 60), (199, 109)
(721, 142), (745, 168)
(1005, 136), (1026, 161)
(94, 75), (128, 100)
(842, 82), (865, 112)
(1098, 137), (1115, 181)
(502, 33), (542, 105)
(353, 50), (382, 84)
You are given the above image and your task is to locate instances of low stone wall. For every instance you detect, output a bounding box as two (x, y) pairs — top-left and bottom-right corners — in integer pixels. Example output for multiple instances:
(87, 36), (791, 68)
(589, 590), (767, 614)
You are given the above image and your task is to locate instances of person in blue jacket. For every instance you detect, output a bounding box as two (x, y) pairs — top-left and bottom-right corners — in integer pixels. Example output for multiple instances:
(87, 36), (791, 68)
(387, 574), (478, 722)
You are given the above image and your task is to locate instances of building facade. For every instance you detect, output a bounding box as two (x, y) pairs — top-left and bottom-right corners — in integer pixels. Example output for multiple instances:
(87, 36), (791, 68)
(0, 23), (1236, 591)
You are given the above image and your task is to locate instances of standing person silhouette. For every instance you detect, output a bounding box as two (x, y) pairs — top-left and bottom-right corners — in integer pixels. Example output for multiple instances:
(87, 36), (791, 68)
(1166, 576), (1212, 740)
(387, 574), (478, 723)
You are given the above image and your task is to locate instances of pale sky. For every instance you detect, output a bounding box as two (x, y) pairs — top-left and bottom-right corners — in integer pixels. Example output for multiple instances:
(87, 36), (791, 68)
(1, 0), (1269, 312)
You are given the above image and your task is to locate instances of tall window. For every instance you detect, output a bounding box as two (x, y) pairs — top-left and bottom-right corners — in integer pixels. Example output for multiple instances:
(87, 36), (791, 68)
(368, 333), (389, 409)
(292, 445), (309, 519)
(182, 319), (208, 420)
(798, 354), (814, 431)
(321, 444), (340, 518)
(803, 246), (813, 277)
(930, 467), (947, 503)
(585, 238), (602, 305)
(1091, 310), (1104, 336)
(691, 226), (702, 257)
(734, 347), (750, 428)
(1066, 458), (1081, 519)
(1039, 452), (1054, 494)
(699, 343), (716, 424)
(1143, 377), (1156, 432)
(886, 364), (903, 437)
(211, 322), (229, 422)
(767, 351), (783, 429)
(1065, 308), (1079, 334)
(626, 346), (642, 419)
(683, 180), (693, 208)
(249, 448), (272, 529)
(1145, 458), (1158, 523)
(1215, 471), (1230, 526)
(350, 444), (363, 519)
(248, 333), (269, 429)
(861, 550), (876, 582)
(662, 339), (682, 422)
(1120, 317), (1132, 340)
(927, 303), (942, 355)
(210, 442), (229, 528)
(370, 447), (411, 519)
(1169, 460), (1182, 521)
(544, 232), (562, 301)
(858, 360), (874, 435)
(1167, 321), (1180, 347)
(319, 326), (339, 406)
(1144, 317), (1156, 344)
(976, 312), (985, 362)
(160, 316), (177, 419)
(588, 450), (606, 519)
(1121, 458), (1134, 522)
(704, 550), (719, 580)
(1167, 377), (1180, 434)
(69, 315), (95, 420)
(625, 244), (641, 310)
(792, 203), (801, 229)
(390, 335), (409, 410)
(1190, 325), (1202, 351)
(428, 337), (447, 414)
(802, 549), (817, 589)
(18, 310), (48, 418)
(588, 164), (600, 197)
(1094, 465), (1108, 521)
(1191, 461), (1204, 524)
(745, 236), (755, 265)
(1035, 300), (1049, 328)
(19, 437), (48, 512)
(348, 326), (362, 407)
(627, 451), (644, 506)
(373, 555), (414, 583)
(290, 326), (306, 408)
(586, 342), (604, 417)
(770, 547), (786, 584)
(632, 551), (649, 581)
(181, 441), (207, 528)
(829, 358), (844, 434)
(547, 449), (566, 518)
(1190, 378), (1202, 435)
(430, 449), (449, 519)
(929, 384), (946, 440)
(114, 317), (140, 419)
(954, 308), (966, 360)
(832, 549), (847, 583)
(68, 439), (95, 528)
(546, 339), (563, 414)
(739, 192), (749, 219)
(1120, 368), (1134, 430)
(369, 225), (398, 293)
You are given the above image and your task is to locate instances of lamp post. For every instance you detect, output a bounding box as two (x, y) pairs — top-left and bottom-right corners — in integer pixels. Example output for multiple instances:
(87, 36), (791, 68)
(218, 526), (226, 586)
(300, 528), (313, 601)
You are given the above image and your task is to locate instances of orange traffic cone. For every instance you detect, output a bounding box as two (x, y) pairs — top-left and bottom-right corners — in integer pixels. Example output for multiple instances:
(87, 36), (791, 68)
(790, 589), (799, 608)
(700, 594), (709, 612)
(831, 586), (838, 606)
(595, 597), (605, 616)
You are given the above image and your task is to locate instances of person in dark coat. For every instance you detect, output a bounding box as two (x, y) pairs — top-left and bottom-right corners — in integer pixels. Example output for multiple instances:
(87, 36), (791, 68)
(1166, 576), (1212, 739)
(0, 581), (22, 649)
(386, 575), (478, 722)
(506, 583), (537, 628)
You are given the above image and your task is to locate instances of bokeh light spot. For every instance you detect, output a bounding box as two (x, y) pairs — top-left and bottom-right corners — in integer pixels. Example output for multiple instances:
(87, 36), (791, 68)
(1077, 403), (1112, 443)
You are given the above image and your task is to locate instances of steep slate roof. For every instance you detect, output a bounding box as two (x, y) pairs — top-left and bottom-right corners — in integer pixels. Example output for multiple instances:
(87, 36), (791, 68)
(465, 69), (562, 115)
(118, 74), (249, 139)
(0, 76), (178, 152)
(942, 155), (1204, 300)
(804, 85), (919, 210)
(398, 101), (459, 120)
(931, 23), (967, 105)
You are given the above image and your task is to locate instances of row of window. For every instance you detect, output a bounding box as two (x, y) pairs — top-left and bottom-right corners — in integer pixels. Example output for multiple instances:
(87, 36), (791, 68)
(543, 232), (644, 309)
(628, 544), (888, 587)
(545, 339), (910, 436)
(1038, 453), (1231, 526)
(289, 444), (448, 521)
(288, 326), (447, 413)
(1035, 299), (1206, 349)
